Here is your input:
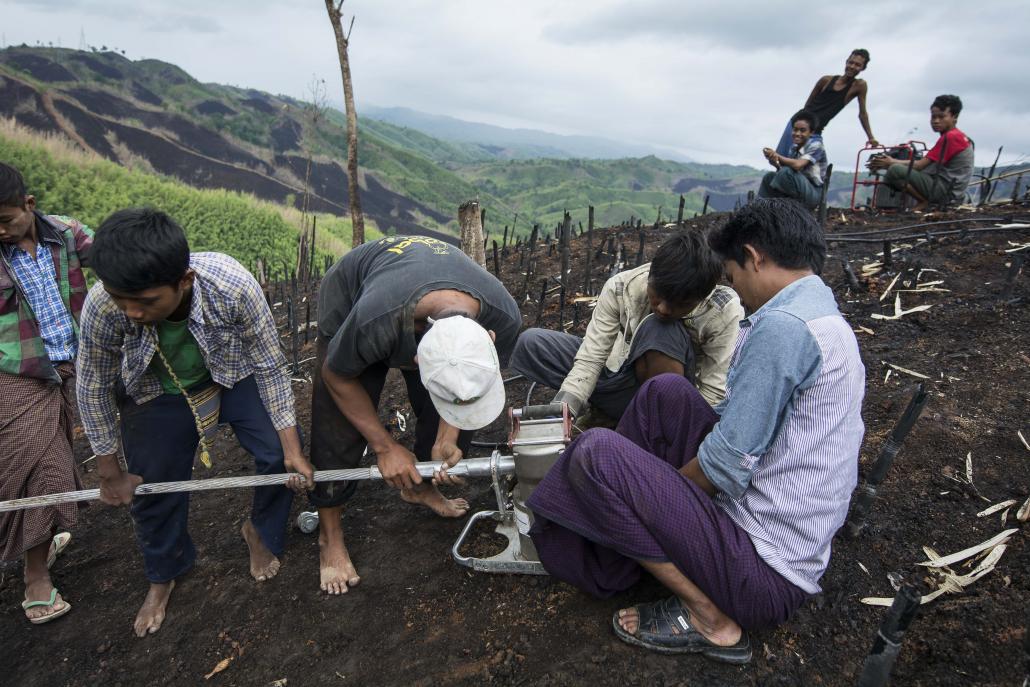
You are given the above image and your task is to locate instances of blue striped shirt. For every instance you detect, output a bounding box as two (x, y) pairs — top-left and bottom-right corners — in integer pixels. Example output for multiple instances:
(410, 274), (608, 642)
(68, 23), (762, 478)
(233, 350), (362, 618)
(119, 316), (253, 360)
(77, 252), (296, 456)
(698, 275), (865, 593)
(5, 239), (77, 362)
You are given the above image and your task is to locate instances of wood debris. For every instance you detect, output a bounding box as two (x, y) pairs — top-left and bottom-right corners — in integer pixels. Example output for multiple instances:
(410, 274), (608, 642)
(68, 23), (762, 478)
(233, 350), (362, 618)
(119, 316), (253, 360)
(1018, 430), (1029, 451)
(862, 538), (1011, 607)
(977, 500), (1018, 517)
(205, 656), (234, 680)
(854, 325), (876, 336)
(886, 363), (929, 380)
(918, 529), (1017, 568)
(1017, 496), (1030, 522)
(879, 273), (902, 302)
(871, 294), (933, 321)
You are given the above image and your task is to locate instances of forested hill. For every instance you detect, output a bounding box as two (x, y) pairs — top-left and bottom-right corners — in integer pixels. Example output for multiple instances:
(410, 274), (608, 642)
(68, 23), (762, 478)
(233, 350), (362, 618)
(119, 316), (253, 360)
(0, 45), (856, 236)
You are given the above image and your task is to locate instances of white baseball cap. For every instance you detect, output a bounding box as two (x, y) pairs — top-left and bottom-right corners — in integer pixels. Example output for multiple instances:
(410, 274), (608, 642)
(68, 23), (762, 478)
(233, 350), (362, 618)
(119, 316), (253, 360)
(418, 315), (506, 430)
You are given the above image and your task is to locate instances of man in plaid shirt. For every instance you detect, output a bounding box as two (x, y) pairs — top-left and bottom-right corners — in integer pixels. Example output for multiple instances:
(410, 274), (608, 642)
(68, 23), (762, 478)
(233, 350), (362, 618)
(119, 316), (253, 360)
(0, 161), (91, 624)
(77, 208), (313, 638)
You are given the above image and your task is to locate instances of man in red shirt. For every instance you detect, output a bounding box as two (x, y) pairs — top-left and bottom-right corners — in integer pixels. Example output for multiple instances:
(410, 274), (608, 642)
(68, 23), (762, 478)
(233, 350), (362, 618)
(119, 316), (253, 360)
(869, 94), (974, 210)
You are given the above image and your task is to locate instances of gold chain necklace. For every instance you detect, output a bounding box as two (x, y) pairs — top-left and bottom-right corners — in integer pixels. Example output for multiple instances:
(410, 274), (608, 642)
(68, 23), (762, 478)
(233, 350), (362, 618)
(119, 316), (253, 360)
(152, 334), (214, 469)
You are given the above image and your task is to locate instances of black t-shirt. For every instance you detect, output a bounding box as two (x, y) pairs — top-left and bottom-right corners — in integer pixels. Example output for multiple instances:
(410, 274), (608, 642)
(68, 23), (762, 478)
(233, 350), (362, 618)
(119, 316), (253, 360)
(318, 236), (522, 377)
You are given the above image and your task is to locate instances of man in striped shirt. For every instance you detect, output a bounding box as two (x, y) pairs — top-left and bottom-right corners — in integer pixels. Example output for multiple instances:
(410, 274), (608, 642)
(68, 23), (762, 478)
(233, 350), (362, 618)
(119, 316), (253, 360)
(77, 209), (314, 638)
(759, 110), (828, 210)
(526, 199), (865, 664)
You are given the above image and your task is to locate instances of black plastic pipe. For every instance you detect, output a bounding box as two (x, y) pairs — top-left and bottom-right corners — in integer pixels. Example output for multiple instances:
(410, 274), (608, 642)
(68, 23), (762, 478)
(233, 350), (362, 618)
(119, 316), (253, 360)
(855, 585), (922, 687)
(845, 384), (929, 538)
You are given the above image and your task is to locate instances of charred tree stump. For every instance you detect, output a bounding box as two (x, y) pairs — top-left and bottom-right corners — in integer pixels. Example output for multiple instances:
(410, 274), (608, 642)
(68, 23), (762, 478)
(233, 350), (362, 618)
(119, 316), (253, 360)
(492, 240), (500, 278)
(702, 194), (710, 216)
(534, 278), (548, 326)
(883, 240), (893, 272)
(677, 194), (685, 226)
(584, 206), (595, 294)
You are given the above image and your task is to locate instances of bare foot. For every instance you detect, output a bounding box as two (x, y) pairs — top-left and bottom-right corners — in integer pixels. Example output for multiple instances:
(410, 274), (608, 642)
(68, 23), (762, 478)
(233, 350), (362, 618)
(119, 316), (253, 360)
(616, 606), (641, 635)
(318, 530), (361, 595)
(134, 581), (175, 637)
(400, 483), (469, 518)
(23, 577), (69, 622)
(242, 520), (281, 582)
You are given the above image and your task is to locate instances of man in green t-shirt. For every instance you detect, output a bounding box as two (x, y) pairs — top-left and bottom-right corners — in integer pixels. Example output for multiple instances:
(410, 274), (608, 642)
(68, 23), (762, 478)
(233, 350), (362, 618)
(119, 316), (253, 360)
(77, 208), (313, 638)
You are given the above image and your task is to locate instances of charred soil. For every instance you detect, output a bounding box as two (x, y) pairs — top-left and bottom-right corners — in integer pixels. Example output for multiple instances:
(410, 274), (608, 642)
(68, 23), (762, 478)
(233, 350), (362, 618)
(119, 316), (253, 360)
(1, 208), (1028, 686)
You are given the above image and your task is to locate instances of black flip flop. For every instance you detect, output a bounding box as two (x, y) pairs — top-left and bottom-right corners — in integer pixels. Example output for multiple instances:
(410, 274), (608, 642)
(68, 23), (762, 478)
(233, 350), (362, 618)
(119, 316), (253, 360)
(611, 596), (752, 664)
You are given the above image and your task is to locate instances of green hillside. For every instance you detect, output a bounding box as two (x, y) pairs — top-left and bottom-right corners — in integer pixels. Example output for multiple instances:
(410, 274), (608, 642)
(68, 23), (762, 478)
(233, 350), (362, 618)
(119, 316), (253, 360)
(0, 119), (380, 274)
(0, 46), (862, 240)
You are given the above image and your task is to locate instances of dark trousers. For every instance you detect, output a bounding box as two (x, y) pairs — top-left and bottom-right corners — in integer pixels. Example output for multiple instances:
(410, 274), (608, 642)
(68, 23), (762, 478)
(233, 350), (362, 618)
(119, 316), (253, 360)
(119, 375), (293, 583)
(309, 338), (473, 508)
(527, 374), (807, 630)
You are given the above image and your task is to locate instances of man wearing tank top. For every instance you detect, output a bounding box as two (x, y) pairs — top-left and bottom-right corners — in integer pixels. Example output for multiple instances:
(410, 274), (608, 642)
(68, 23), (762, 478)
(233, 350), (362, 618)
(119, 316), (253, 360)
(774, 50), (879, 157)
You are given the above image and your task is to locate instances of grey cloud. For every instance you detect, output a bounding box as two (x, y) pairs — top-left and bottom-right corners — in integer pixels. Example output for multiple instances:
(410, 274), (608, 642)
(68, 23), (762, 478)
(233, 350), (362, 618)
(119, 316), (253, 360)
(542, 0), (906, 51)
(144, 14), (223, 34)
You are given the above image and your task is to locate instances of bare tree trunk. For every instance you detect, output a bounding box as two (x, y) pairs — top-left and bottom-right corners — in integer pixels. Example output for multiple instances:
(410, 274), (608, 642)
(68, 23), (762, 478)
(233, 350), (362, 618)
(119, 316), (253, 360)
(458, 200), (486, 267)
(325, 0), (365, 247)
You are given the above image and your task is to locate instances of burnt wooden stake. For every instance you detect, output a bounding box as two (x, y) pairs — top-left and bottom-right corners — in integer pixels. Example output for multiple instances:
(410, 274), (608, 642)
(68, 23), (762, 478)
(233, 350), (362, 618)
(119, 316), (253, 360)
(287, 295), (299, 374)
(1001, 254), (1025, 301)
(304, 300), (311, 344)
(845, 383), (928, 538)
(492, 240), (500, 277)
(883, 240), (893, 271)
(584, 206), (595, 294)
(842, 259), (861, 292)
(502, 225), (508, 250)
(572, 301), (581, 330)
(677, 194), (685, 225)
(636, 229), (646, 267)
(702, 194), (710, 216)
(534, 278), (548, 326)
(855, 586), (922, 687)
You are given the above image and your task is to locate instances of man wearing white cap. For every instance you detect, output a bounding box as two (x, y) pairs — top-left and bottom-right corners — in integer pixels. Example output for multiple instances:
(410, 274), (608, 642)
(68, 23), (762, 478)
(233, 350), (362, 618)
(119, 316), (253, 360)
(310, 235), (521, 594)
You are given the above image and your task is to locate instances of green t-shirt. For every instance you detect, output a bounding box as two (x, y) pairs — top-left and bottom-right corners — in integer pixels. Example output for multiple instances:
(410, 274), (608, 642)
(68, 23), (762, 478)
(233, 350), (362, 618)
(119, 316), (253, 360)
(149, 318), (211, 395)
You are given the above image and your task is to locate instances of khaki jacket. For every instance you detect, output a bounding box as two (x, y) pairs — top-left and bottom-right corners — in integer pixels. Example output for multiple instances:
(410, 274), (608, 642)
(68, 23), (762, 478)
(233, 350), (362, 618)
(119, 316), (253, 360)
(558, 263), (743, 409)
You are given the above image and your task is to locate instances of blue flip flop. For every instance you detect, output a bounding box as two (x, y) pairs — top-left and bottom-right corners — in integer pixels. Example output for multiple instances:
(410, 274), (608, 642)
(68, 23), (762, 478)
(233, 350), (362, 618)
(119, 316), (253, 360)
(611, 596), (752, 664)
(22, 587), (72, 625)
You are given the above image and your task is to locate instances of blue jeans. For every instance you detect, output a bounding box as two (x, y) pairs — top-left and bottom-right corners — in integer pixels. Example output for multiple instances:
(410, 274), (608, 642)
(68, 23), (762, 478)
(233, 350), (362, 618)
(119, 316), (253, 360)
(758, 167), (823, 209)
(119, 375), (293, 582)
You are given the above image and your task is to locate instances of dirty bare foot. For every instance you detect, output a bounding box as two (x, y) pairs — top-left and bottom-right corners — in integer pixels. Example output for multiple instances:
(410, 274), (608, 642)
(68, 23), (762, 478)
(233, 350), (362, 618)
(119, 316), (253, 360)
(134, 581), (175, 637)
(318, 527), (361, 595)
(400, 482), (469, 518)
(242, 520), (280, 582)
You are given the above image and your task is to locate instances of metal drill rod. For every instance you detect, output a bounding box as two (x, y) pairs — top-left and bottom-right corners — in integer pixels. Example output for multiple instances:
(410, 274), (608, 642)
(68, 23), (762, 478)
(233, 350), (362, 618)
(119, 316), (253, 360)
(0, 455), (516, 514)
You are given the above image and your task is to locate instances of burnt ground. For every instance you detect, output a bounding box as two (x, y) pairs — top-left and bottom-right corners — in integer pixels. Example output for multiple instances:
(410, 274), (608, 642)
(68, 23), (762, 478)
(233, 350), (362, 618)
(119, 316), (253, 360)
(1, 207), (1028, 686)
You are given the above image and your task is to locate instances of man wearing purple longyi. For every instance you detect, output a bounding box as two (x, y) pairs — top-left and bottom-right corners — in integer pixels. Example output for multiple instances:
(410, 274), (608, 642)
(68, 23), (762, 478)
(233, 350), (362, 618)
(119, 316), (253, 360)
(527, 199), (866, 664)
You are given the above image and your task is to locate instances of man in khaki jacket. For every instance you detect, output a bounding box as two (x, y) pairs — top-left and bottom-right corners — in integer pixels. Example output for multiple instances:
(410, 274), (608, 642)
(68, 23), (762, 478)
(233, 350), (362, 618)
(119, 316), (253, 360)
(511, 231), (743, 419)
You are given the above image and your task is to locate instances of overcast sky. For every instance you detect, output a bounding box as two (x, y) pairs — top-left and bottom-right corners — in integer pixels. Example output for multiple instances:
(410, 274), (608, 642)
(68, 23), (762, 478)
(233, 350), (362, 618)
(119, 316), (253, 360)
(4, 0), (1029, 169)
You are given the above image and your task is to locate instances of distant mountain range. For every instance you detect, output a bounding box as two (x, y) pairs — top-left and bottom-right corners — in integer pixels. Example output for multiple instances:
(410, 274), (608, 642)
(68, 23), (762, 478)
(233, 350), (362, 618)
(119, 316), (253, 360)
(361, 105), (691, 162)
(0, 46), (874, 237)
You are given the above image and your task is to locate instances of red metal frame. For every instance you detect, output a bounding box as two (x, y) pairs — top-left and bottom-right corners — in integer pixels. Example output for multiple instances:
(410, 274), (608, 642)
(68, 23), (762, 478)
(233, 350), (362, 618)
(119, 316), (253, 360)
(850, 141), (928, 210)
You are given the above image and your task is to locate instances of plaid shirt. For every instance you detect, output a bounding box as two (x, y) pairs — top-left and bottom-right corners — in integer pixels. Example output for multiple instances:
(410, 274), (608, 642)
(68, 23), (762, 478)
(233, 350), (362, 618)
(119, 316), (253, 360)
(0, 213), (92, 383)
(8, 239), (77, 362)
(77, 252), (296, 456)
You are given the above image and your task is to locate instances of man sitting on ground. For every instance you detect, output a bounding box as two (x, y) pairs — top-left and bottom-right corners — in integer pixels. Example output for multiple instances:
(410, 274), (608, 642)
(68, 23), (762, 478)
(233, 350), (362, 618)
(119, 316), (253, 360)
(77, 209), (313, 637)
(311, 235), (521, 595)
(510, 231), (742, 421)
(526, 199), (866, 664)
(868, 94), (973, 210)
(760, 110), (828, 210)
